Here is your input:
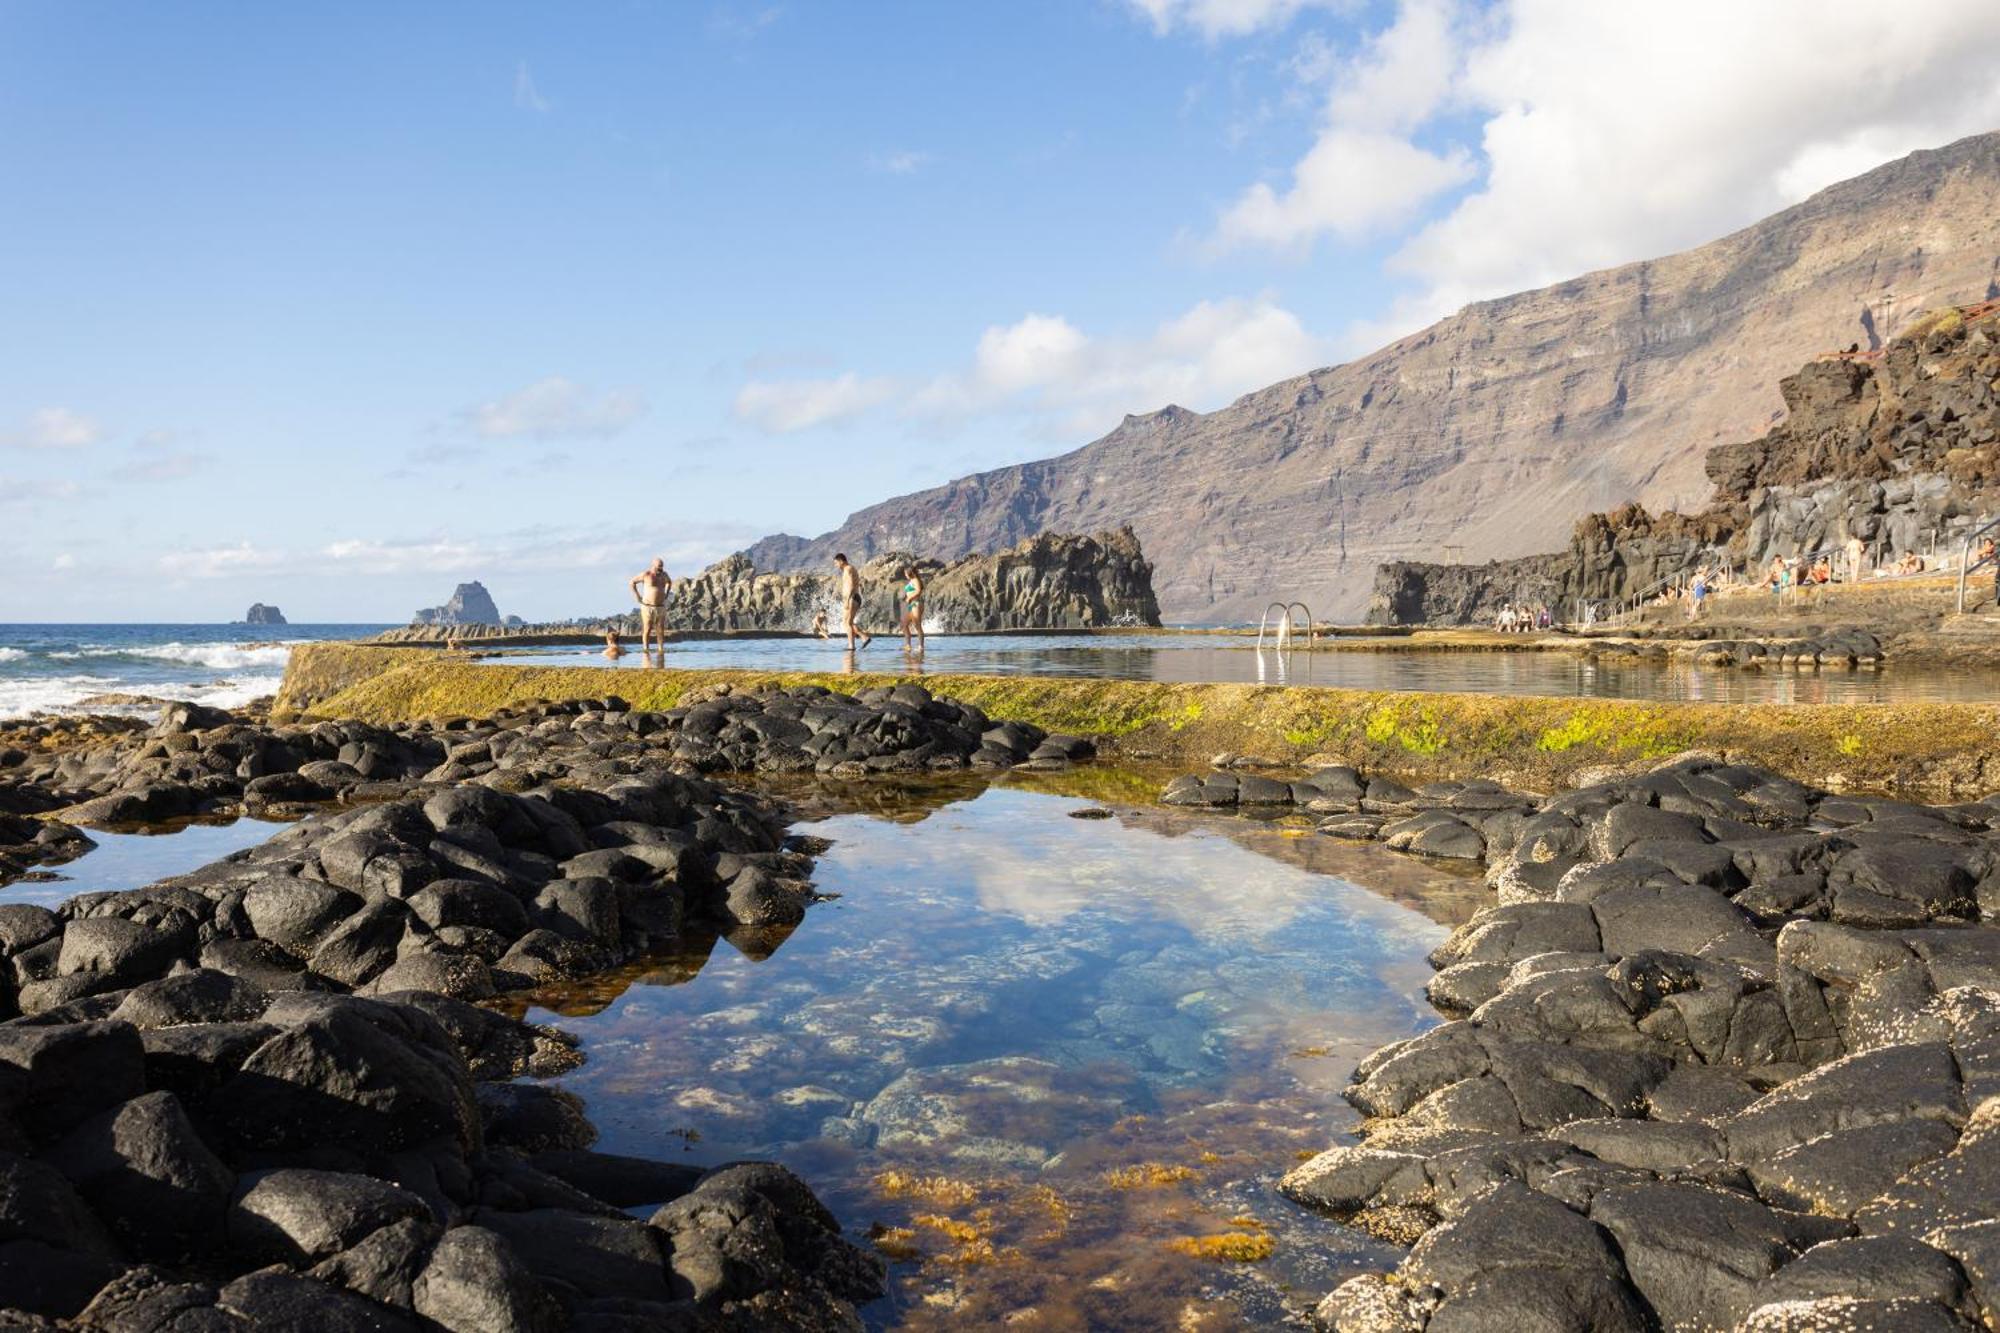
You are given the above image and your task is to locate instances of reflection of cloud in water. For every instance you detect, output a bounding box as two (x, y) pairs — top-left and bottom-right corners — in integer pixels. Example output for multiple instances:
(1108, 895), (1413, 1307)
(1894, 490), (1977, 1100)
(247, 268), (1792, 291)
(834, 788), (1447, 954)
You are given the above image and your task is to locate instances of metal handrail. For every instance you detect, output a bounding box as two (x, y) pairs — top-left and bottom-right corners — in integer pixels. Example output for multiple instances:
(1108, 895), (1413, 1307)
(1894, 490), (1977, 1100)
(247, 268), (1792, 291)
(1287, 602), (1314, 644)
(1958, 513), (2000, 613)
(1256, 602), (1295, 650)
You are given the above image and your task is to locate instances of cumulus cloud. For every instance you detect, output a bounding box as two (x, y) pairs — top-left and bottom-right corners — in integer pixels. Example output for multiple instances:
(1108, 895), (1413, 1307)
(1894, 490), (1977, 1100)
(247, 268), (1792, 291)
(733, 373), (900, 433)
(734, 296), (1330, 439)
(2, 407), (104, 450)
(1128, 0), (1338, 39)
(513, 61), (550, 113)
(1207, 0), (2000, 336)
(461, 377), (647, 440)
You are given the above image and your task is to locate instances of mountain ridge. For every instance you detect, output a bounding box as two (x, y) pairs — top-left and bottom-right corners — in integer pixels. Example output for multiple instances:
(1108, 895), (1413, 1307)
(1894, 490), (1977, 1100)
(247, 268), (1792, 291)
(746, 132), (2000, 622)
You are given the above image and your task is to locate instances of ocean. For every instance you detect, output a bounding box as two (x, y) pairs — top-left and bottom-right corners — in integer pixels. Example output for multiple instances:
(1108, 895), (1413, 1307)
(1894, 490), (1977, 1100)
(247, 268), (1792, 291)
(0, 624), (391, 721)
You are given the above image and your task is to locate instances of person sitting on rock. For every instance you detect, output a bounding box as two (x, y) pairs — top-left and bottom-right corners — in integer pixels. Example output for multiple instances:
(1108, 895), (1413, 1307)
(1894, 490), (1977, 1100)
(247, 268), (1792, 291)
(810, 608), (829, 639)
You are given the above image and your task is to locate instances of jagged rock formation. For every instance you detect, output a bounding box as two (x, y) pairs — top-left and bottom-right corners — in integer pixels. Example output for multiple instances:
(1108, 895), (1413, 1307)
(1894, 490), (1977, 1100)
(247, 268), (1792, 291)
(1372, 302), (2000, 624)
(669, 528), (1159, 633)
(374, 530), (1161, 641)
(240, 603), (286, 626)
(743, 133), (2000, 623)
(412, 582), (502, 628)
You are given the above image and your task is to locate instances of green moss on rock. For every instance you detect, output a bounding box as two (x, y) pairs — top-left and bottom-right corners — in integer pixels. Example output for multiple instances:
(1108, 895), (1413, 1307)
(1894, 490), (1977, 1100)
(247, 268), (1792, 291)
(278, 643), (2000, 797)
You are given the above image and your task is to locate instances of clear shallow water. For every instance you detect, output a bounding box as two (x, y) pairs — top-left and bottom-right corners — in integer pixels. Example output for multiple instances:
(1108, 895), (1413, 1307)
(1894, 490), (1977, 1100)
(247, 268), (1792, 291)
(5, 817), (292, 907)
(0, 624), (390, 720)
(511, 780), (1479, 1329)
(476, 635), (2000, 703)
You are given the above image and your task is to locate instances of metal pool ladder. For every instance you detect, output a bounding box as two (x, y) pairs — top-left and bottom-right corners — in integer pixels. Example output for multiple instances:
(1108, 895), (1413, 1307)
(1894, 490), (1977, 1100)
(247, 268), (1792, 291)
(1256, 602), (1314, 649)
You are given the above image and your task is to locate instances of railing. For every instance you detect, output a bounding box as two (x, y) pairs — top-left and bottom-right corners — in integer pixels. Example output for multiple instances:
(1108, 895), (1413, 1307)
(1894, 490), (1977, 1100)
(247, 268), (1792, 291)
(1256, 602), (1315, 649)
(1958, 514), (2000, 613)
(1605, 550), (1733, 626)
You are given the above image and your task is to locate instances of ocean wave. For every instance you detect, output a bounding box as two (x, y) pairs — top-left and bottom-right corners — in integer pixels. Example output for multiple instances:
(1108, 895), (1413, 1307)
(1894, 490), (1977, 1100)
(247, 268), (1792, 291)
(0, 674), (123, 721)
(55, 641), (297, 670)
(0, 648), (23, 663)
(0, 671), (285, 721)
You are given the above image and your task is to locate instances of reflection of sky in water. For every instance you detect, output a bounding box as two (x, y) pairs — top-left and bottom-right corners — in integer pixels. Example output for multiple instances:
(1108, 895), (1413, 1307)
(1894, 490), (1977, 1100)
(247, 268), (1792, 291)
(474, 635), (1992, 702)
(3, 817), (289, 907)
(531, 786), (1464, 1329)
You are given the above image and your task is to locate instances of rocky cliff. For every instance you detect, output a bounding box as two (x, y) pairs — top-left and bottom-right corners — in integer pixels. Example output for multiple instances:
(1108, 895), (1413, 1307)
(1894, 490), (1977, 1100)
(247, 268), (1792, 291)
(1372, 302), (2000, 623)
(744, 132), (2000, 623)
(239, 603), (286, 626)
(413, 581), (503, 627)
(667, 528), (1160, 633)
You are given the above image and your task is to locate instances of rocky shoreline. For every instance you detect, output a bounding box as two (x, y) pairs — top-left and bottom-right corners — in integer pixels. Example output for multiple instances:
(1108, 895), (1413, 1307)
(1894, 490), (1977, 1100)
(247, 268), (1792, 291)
(0, 684), (1093, 1329)
(1168, 758), (2000, 1330)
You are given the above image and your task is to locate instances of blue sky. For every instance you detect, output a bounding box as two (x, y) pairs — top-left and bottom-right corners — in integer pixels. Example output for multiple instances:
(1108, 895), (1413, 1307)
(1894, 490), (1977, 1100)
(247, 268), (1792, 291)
(5, 0), (1998, 621)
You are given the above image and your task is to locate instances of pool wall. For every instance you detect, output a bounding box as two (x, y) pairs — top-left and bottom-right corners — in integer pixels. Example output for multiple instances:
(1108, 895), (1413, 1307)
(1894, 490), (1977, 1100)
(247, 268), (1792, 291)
(277, 643), (2000, 796)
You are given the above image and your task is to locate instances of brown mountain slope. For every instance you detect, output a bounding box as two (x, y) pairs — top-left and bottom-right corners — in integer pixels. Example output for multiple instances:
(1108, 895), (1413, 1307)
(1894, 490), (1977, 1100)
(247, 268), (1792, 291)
(745, 132), (2000, 622)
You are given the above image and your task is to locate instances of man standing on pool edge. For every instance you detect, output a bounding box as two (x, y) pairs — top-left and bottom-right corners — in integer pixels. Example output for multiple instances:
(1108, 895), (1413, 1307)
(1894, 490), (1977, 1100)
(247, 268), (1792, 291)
(833, 552), (872, 650)
(629, 557), (672, 658)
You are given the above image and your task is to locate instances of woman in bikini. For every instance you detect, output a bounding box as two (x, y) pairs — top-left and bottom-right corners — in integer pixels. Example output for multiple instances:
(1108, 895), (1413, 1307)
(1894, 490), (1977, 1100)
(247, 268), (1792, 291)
(900, 564), (925, 652)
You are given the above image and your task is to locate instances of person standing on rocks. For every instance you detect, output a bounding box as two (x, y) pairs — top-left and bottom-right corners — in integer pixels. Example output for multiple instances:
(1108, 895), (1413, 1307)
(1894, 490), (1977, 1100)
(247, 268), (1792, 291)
(833, 553), (872, 650)
(899, 563), (926, 653)
(629, 558), (672, 657)
(1846, 532), (1866, 584)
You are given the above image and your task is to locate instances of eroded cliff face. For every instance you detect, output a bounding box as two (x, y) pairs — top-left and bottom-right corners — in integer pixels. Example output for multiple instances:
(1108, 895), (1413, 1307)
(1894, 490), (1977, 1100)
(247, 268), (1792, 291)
(670, 528), (1160, 633)
(745, 133), (2000, 623)
(1372, 303), (2000, 623)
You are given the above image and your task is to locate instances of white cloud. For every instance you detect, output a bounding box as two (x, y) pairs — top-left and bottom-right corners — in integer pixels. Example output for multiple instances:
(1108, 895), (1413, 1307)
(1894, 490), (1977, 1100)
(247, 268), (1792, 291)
(1127, 0), (1338, 39)
(1207, 0), (2000, 337)
(51, 554), (75, 571)
(735, 296), (1330, 439)
(3, 407), (104, 450)
(733, 373), (900, 433)
(462, 377), (647, 440)
(158, 542), (288, 579)
(513, 61), (550, 113)
(1216, 130), (1473, 248)
(1213, 0), (1471, 249)
(867, 150), (932, 175)
(157, 522), (761, 588)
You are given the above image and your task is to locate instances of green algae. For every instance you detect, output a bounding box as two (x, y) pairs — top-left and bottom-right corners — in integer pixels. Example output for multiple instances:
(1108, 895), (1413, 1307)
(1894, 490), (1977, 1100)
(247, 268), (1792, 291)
(278, 643), (2000, 796)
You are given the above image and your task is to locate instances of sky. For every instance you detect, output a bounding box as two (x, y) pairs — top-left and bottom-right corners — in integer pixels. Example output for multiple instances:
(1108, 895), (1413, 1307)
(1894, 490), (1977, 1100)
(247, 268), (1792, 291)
(5, 0), (2000, 623)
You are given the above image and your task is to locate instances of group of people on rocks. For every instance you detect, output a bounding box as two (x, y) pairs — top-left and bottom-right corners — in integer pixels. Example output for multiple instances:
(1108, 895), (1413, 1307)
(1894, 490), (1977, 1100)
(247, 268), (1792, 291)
(605, 554), (930, 664)
(1494, 602), (1553, 632)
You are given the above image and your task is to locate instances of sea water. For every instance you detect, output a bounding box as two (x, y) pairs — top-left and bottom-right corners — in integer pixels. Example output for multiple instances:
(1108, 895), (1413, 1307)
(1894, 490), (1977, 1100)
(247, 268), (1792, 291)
(0, 624), (390, 720)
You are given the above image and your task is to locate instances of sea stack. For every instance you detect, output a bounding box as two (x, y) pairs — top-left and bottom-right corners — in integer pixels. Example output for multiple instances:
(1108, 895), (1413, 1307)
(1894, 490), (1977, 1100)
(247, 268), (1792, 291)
(241, 603), (286, 625)
(413, 581), (502, 626)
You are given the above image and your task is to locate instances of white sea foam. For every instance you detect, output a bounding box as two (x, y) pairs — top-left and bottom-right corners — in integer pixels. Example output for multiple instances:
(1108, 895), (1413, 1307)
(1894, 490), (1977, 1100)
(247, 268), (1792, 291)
(0, 670), (287, 721)
(0, 675), (123, 721)
(65, 641), (297, 671)
(0, 648), (24, 663)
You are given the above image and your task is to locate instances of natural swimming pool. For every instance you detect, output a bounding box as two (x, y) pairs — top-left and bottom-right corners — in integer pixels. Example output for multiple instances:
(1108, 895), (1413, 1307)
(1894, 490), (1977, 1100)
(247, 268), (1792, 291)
(502, 773), (1485, 1329)
(467, 634), (2000, 704)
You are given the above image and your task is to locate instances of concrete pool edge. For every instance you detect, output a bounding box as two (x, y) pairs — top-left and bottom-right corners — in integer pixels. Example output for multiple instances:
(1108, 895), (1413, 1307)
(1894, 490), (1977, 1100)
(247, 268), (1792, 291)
(277, 643), (2000, 797)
